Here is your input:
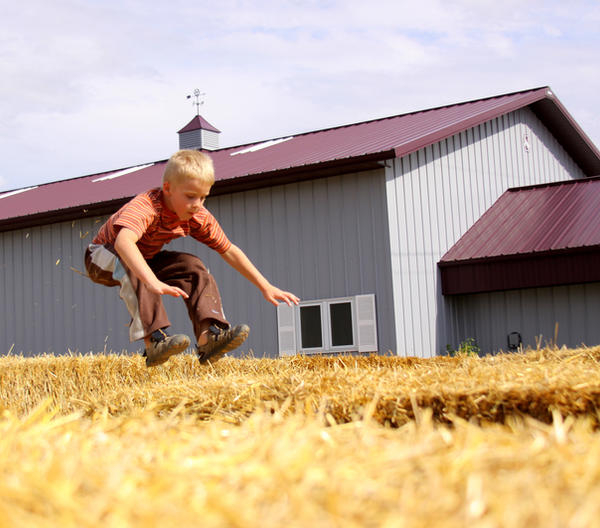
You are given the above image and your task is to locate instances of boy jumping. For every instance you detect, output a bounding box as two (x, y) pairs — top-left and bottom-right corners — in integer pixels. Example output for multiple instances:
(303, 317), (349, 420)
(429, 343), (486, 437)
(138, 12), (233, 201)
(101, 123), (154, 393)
(84, 150), (299, 367)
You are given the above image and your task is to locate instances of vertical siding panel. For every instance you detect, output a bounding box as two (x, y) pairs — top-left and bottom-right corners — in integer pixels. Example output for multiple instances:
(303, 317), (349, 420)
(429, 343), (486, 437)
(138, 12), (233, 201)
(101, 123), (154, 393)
(416, 150), (431, 355)
(242, 190), (260, 337)
(59, 221), (71, 352)
(286, 183), (304, 296)
(1, 233), (14, 353)
(402, 154), (420, 355)
(326, 177), (346, 297)
(35, 226), (45, 352)
(23, 229), (34, 355)
(313, 179), (330, 296)
(51, 224), (63, 351)
(504, 290), (522, 350)
(270, 186), (292, 291)
(299, 181), (318, 298)
(257, 187), (275, 286)
(385, 161), (403, 355)
(566, 286), (583, 345)
(72, 218), (86, 352)
(552, 286), (571, 345)
(250, 188), (272, 355)
(342, 174), (362, 294)
(257, 187), (276, 355)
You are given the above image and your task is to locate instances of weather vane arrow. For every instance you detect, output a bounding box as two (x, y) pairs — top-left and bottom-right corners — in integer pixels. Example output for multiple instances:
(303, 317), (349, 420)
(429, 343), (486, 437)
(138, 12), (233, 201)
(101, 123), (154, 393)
(186, 89), (205, 115)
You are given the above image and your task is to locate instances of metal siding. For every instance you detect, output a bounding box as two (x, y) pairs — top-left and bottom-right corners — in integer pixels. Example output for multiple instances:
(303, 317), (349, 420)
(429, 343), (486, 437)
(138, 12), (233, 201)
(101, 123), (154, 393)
(386, 108), (587, 357)
(179, 130), (202, 150)
(453, 282), (600, 352)
(8, 170), (388, 358)
(201, 129), (219, 150)
(0, 216), (137, 356)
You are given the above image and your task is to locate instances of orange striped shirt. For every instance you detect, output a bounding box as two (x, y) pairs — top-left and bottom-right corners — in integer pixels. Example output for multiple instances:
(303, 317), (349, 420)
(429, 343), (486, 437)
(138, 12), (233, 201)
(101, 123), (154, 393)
(93, 188), (231, 259)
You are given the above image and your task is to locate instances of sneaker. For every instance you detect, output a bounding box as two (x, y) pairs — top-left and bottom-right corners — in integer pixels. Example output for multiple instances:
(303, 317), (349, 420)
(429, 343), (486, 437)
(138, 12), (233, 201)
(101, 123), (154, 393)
(145, 328), (190, 367)
(197, 324), (250, 364)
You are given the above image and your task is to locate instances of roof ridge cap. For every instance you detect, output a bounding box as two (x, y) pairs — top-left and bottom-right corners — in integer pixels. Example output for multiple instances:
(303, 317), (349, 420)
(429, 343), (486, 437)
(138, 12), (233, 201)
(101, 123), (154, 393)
(218, 86), (551, 153)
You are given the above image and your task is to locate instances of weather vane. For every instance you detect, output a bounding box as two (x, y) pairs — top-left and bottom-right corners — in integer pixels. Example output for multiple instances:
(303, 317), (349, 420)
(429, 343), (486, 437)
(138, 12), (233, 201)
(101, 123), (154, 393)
(186, 89), (205, 115)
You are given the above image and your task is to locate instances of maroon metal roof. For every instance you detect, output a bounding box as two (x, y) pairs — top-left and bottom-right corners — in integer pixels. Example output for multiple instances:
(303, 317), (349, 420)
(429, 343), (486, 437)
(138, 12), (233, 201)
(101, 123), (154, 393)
(439, 177), (600, 295)
(177, 115), (221, 134)
(2, 86), (599, 232)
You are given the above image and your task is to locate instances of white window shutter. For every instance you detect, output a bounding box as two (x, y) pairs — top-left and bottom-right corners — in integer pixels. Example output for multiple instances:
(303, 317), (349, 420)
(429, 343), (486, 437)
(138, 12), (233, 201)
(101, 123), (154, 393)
(277, 303), (297, 356)
(355, 294), (378, 353)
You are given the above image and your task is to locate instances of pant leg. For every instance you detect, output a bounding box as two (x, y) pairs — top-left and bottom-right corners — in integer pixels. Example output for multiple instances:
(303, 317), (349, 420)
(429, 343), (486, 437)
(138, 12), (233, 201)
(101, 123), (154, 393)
(147, 250), (229, 342)
(85, 244), (171, 342)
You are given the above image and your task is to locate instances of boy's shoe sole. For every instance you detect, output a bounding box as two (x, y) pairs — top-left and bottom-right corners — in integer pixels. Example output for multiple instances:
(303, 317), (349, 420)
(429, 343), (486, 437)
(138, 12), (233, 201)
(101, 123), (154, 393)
(145, 334), (190, 367)
(198, 324), (250, 365)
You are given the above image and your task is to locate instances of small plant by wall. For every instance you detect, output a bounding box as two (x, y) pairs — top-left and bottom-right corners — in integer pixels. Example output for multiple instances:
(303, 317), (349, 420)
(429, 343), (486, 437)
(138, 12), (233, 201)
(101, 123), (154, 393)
(446, 337), (481, 357)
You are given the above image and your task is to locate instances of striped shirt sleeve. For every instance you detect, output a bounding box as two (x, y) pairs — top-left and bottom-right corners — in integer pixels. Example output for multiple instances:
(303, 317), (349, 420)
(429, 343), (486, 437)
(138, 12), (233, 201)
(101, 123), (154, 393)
(113, 193), (157, 240)
(190, 209), (232, 254)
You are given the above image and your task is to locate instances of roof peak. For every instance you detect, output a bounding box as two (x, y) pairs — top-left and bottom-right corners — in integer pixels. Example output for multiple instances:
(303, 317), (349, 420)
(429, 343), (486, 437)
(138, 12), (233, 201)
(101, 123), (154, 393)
(177, 115), (221, 134)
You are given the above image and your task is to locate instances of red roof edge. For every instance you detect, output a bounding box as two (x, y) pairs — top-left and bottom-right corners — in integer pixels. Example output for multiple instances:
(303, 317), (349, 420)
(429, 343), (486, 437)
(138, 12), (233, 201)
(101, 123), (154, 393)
(530, 94), (600, 176)
(393, 87), (549, 160)
(390, 87), (600, 176)
(177, 115), (221, 134)
(0, 198), (132, 233)
(0, 152), (392, 233)
(439, 247), (600, 295)
(211, 151), (393, 197)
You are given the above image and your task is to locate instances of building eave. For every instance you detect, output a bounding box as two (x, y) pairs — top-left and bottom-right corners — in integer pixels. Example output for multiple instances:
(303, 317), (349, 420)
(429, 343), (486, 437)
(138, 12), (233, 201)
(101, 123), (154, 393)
(0, 152), (392, 233)
(439, 246), (600, 295)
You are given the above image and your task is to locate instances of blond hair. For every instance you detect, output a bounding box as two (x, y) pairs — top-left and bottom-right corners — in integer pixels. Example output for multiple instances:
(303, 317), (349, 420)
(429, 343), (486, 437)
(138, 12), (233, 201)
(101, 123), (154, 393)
(163, 150), (215, 186)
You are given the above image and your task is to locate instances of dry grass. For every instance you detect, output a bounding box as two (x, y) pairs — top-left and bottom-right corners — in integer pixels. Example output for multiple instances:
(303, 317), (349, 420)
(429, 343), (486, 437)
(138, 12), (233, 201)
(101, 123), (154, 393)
(1, 346), (600, 526)
(2, 346), (599, 425)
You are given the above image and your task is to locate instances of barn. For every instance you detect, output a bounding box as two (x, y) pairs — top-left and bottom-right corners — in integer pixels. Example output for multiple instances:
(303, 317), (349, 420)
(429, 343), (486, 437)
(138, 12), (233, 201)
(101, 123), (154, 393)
(1, 86), (600, 358)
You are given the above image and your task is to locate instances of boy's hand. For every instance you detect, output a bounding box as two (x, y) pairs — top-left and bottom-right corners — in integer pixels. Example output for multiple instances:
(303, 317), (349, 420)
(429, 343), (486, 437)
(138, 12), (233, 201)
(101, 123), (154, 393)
(262, 285), (300, 306)
(148, 279), (189, 299)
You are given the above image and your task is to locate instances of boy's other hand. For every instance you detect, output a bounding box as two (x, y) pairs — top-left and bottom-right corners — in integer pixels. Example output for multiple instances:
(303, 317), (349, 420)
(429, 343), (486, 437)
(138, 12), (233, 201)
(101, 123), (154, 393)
(148, 279), (190, 299)
(262, 285), (300, 306)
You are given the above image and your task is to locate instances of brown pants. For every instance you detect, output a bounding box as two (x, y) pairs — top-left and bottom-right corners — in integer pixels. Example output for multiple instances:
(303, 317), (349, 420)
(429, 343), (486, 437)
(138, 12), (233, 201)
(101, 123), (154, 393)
(85, 245), (229, 343)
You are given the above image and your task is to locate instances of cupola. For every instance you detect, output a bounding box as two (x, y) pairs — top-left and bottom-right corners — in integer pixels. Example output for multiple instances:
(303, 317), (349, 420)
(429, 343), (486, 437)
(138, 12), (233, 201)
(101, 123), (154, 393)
(177, 115), (221, 151)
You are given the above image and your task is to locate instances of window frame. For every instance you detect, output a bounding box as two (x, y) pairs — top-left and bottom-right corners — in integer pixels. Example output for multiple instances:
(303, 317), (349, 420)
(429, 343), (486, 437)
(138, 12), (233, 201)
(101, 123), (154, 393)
(292, 295), (374, 354)
(297, 301), (328, 353)
(277, 294), (378, 357)
(295, 297), (356, 354)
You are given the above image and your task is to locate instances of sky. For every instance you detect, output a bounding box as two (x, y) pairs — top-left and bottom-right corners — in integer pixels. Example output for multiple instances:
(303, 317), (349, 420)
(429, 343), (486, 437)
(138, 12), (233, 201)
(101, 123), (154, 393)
(1, 0), (599, 192)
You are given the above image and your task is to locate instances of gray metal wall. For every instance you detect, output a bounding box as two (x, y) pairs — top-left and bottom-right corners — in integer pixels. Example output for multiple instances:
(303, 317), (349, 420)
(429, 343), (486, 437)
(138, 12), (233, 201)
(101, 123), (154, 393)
(449, 282), (600, 353)
(385, 107), (587, 357)
(0, 215), (135, 356)
(1, 169), (395, 357)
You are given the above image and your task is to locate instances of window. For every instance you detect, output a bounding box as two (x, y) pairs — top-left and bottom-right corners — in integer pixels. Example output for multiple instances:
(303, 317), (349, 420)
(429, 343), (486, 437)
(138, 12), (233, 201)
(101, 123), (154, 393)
(300, 305), (323, 349)
(330, 302), (353, 346)
(277, 294), (377, 356)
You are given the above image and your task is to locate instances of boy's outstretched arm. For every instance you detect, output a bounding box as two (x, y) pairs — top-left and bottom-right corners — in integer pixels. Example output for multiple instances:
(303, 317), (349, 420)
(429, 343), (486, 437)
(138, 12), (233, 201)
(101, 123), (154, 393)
(220, 244), (300, 306)
(114, 228), (189, 299)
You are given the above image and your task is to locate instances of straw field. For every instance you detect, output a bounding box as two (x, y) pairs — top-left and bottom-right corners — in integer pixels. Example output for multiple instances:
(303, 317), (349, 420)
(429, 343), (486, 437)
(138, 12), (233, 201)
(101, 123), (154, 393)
(1, 346), (600, 527)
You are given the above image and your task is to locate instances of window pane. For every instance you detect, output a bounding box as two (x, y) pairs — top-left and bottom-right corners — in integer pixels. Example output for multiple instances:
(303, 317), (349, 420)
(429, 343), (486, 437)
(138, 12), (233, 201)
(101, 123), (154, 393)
(300, 305), (322, 348)
(330, 302), (353, 347)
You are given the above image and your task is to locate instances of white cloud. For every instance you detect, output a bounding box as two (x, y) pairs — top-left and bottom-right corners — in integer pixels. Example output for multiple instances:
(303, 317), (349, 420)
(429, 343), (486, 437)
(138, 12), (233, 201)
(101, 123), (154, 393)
(0, 0), (599, 191)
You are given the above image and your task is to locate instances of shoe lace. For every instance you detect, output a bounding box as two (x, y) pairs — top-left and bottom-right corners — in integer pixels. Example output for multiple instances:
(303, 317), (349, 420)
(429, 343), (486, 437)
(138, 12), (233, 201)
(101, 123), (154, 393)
(150, 327), (171, 344)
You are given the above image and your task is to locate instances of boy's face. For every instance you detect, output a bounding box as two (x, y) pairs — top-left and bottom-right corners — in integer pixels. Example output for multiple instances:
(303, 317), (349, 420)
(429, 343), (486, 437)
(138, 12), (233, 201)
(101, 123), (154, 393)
(163, 178), (212, 221)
